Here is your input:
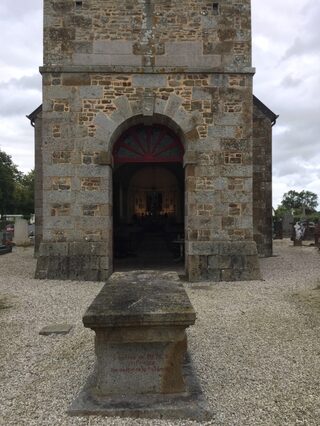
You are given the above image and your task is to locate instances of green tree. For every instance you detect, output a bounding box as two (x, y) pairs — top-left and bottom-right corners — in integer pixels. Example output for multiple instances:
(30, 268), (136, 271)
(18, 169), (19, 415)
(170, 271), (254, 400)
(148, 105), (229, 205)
(0, 150), (21, 216)
(280, 190), (318, 215)
(14, 170), (35, 217)
(0, 150), (34, 219)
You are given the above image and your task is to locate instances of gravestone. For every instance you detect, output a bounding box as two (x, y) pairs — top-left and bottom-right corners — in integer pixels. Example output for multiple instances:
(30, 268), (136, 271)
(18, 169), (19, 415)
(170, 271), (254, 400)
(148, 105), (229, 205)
(13, 218), (29, 246)
(282, 212), (294, 238)
(69, 271), (211, 421)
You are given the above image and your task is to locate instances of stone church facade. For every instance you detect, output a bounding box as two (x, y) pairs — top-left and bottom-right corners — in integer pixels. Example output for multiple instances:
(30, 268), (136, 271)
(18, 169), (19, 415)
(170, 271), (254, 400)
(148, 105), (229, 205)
(30, 0), (277, 282)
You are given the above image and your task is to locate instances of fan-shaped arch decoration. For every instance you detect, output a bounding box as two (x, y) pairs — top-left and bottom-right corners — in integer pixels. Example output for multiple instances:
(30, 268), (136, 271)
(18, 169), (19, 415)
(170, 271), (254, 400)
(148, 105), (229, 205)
(113, 124), (184, 164)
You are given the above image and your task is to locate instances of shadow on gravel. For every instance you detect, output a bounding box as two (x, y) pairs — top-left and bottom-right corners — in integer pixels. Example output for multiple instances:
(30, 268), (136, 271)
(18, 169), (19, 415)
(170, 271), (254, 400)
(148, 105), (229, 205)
(0, 294), (15, 310)
(291, 282), (320, 325)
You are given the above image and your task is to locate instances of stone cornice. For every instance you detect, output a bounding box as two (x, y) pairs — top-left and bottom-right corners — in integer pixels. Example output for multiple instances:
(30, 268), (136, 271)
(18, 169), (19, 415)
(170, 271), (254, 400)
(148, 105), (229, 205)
(40, 65), (256, 75)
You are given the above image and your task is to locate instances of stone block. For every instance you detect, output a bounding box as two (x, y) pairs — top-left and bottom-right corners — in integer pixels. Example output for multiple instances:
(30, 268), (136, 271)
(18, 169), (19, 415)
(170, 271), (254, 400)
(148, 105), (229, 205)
(186, 255), (208, 281)
(35, 254), (110, 281)
(173, 107), (190, 127)
(211, 241), (252, 256)
(155, 41), (221, 68)
(44, 164), (76, 178)
(77, 190), (111, 205)
(179, 111), (203, 134)
(39, 324), (73, 336)
(132, 74), (167, 88)
(72, 53), (142, 66)
(154, 98), (167, 114)
(207, 255), (219, 269)
(62, 73), (91, 86)
(99, 256), (110, 270)
(206, 268), (221, 281)
(94, 113), (117, 140)
(77, 164), (112, 178)
(44, 190), (75, 205)
(222, 191), (251, 203)
(45, 86), (73, 99)
(185, 128), (201, 144)
(113, 96), (133, 119)
(164, 94), (183, 118)
(79, 86), (103, 99)
(220, 165), (252, 177)
(68, 242), (106, 256)
(38, 242), (69, 257)
(76, 216), (110, 230)
(96, 151), (112, 166)
(192, 87), (213, 101)
(74, 42), (93, 54)
(187, 241), (219, 256)
(93, 40), (133, 55)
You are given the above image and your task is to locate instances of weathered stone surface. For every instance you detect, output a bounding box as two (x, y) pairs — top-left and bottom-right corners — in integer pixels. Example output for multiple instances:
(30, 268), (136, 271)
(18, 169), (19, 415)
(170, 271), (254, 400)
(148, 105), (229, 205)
(79, 86), (103, 99)
(68, 271), (211, 420)
(252, 101), (273, 257)
(35, 254), (110, 281)
(34, 0), (274, 282)
(69, 353), (212, 421)
(132, 74), (167, 88)
(13, 219), (29, 246)
(83, 271), (196, 328)
(155, 41), (222, 68)
(83, 273), (196, 391)
(39, 323), (73, 336)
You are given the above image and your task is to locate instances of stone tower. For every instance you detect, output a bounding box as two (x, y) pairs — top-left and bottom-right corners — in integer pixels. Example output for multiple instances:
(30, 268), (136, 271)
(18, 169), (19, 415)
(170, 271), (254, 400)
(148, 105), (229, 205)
(36, 0), (262, 281)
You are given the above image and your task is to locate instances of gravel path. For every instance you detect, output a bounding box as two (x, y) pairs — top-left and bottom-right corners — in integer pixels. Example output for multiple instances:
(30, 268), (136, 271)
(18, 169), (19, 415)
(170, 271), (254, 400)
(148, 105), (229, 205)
(0, 241), (319, 425)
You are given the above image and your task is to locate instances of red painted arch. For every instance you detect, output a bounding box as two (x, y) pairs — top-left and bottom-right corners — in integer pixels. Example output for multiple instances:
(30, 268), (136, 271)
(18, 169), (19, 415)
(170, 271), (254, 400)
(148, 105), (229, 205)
(113, 124), (184, 164)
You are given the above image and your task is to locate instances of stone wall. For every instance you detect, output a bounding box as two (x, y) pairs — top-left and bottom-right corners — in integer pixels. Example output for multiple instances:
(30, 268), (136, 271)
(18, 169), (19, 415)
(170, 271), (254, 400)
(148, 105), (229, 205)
(36, 0), (261, 281)
(252, 102), (273, 257)
(43, 0), (252, 70)
(34, 111), (43, 255)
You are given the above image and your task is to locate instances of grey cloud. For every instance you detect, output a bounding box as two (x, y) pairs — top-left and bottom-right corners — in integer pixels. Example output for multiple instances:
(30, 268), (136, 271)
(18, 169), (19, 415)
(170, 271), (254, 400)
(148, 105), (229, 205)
(283, 36), (320, 60)
(281, 75), (303, 88)
(0, 75), (41, 119)
(266, 75), (320, 192)
(282, 2), (320, 60)
(0, 77), (41, 117)
(0, 2), (42, 72)
(1, 0), (42, 19)
(273, 122), (320, 181)
(0, 74), (41, 91)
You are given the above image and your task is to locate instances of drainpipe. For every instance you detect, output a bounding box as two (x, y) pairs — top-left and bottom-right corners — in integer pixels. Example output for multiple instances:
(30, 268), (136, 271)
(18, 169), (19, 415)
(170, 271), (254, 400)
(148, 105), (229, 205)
(271, 115), (279, 127)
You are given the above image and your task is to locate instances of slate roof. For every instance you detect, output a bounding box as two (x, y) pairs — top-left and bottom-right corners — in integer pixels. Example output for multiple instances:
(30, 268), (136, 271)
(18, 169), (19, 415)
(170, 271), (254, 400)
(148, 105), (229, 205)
(253, 95), (279, 125)
(26, 105), (42, 126)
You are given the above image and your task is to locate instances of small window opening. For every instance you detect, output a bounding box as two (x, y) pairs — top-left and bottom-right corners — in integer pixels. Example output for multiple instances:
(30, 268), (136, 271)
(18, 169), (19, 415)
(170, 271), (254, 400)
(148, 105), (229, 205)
(212, 3), (219, 15)
(75, 1), (83, 8)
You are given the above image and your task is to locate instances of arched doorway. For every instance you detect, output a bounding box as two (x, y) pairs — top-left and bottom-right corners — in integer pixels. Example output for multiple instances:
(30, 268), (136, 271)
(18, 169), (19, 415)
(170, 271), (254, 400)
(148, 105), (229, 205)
(112, 123), (185, 271)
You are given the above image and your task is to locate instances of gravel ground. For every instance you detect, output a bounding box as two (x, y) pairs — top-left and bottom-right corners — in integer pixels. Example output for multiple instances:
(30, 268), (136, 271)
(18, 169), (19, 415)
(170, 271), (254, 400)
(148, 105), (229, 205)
(0, 240), (319, 426)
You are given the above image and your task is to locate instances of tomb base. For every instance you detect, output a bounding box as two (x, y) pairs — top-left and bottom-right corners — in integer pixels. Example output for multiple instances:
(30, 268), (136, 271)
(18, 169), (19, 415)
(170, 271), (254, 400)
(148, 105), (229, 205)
(69, 352), (212, 421)
(69, 271), (212, 420)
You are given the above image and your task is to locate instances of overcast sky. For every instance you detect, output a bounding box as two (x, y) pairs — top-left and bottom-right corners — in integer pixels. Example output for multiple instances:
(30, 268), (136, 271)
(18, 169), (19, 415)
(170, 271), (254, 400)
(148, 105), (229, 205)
(0, 0), (319, 208)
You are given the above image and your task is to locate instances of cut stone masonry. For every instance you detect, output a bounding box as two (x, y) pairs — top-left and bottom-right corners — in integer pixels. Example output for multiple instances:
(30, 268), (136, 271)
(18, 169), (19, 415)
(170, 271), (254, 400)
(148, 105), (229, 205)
(29, 0), (277, 281)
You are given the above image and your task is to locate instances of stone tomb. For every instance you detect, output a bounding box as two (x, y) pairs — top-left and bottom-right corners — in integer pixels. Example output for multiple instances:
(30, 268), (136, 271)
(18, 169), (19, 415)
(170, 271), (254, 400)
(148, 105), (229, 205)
(69, 271), (211, 420)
